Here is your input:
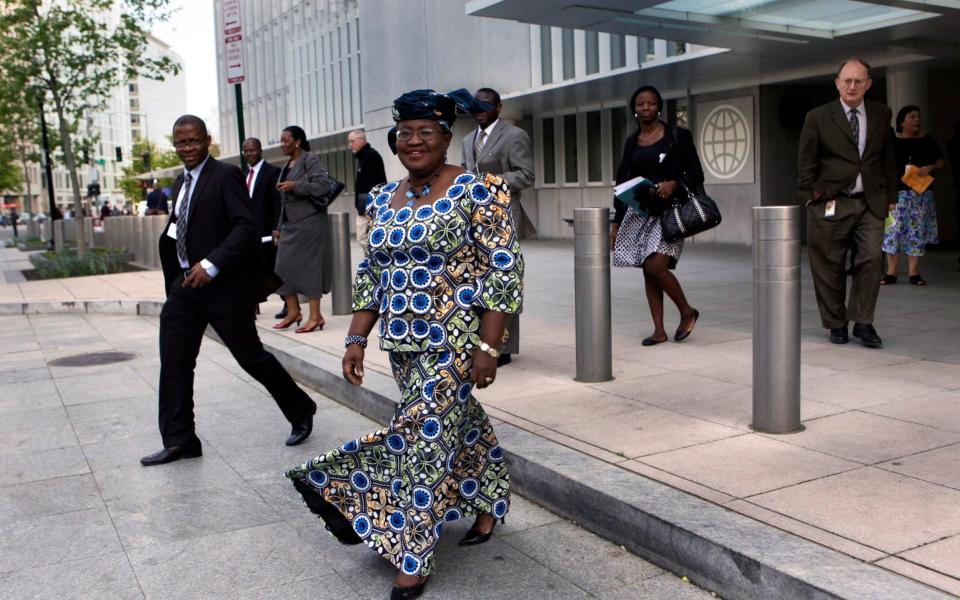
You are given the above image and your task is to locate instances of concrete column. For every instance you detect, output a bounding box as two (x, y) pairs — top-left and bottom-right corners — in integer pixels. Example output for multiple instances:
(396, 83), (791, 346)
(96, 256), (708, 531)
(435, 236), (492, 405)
(149, 216), (166, 268)
(886, 68), (929, 129)
(132, 217), (145, 265)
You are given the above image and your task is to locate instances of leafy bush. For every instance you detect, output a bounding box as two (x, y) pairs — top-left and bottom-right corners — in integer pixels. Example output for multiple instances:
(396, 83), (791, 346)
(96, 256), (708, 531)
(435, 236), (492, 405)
(32, 248), (129, 279)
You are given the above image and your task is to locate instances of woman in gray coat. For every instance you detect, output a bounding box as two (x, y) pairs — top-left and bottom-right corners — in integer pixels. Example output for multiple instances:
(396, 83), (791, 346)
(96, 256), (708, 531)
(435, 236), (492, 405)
(273, 125), (334, 333)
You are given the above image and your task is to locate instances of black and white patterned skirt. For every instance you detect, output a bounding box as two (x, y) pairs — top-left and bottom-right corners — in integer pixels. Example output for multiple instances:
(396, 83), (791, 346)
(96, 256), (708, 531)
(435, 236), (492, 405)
(613, 208), (683, 269)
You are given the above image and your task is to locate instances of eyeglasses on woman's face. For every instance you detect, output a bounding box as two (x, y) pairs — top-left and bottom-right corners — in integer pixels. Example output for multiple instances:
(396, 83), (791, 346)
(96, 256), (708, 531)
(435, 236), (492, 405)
(396, 126), (441, 142)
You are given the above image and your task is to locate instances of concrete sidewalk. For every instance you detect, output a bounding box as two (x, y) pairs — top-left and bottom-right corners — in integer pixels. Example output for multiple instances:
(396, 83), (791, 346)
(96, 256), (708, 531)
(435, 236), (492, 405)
(1, 236), (959, 597)
(0, 313), (712, 600)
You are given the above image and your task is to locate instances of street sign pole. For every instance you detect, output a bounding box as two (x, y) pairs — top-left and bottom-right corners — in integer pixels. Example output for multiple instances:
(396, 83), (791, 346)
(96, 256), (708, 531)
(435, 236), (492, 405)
(223, 0), (246, 174)
(235, 83), (246, 175)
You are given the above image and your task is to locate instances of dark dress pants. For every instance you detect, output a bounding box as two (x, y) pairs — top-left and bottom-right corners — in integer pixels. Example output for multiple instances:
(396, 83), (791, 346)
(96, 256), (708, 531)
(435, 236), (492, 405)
(158, 283), (316, 448)
(806, 196), (883, 329)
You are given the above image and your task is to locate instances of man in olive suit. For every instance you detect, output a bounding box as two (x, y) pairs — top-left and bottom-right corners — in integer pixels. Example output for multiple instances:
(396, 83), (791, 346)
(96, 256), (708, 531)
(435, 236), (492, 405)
(797, 58), (897, 348)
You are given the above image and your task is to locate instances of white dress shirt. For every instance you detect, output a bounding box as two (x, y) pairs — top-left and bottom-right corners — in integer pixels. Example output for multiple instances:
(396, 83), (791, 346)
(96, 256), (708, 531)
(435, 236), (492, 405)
(840, 100), (866, 194)
(474, 119), (500, 156)
(246, 159), (263, 198)
(174, 155), (218, 276)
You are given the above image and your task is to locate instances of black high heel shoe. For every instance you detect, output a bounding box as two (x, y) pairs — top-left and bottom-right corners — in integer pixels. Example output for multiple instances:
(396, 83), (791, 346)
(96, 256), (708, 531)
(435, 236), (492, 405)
(458, 515), (505, 546)
(390, 577), (429, 600)
(291, 479), (362, 545)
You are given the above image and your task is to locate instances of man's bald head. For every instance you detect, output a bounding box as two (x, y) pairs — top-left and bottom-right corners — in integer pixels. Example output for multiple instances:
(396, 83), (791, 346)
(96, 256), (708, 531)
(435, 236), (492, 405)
(347, 130), (367, 154)
(242, 137), (263, 166)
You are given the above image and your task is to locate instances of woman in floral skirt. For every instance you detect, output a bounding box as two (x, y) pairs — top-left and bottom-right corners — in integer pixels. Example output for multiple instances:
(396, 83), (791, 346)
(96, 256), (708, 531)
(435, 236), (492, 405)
(882, 106), (945, 286)
(286, 88), (523, 600)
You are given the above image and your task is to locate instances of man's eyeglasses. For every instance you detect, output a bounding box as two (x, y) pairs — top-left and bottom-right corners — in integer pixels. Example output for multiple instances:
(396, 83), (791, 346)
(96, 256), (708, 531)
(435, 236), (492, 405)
(396, 127), (440, 142)
(839, 78), (869, 89)
(173, 138), (206, 149)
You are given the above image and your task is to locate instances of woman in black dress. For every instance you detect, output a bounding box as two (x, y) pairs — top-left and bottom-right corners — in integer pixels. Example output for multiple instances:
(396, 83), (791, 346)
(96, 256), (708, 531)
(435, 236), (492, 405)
(610, 85), (706, 345)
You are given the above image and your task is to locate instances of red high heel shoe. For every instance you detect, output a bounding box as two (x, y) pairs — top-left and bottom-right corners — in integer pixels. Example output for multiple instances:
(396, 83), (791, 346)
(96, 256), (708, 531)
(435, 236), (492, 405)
(273, 315), (302, 330)
(295, 318), (325, 334)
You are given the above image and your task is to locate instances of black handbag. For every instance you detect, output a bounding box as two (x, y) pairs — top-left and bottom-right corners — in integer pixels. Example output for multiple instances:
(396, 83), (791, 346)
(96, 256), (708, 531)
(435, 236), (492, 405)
(309, 176), (345, 213)
(660, 179), (722, 242)
(659, 126), (721, 242)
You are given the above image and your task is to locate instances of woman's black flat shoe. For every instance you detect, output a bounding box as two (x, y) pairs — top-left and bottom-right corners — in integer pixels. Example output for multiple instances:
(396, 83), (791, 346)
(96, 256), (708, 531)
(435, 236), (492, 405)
(881, 274), (897, 285)
(909, 275), (926, 286)
(642, 335), (668, 346)
(458, 517), (505, 546)
(674, 309), (700, 342)
(390, 577), (429, 600)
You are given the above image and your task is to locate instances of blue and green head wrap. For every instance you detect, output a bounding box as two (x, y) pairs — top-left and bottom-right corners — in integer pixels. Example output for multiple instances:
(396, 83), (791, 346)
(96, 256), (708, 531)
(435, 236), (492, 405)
(387, 88), (492, 154)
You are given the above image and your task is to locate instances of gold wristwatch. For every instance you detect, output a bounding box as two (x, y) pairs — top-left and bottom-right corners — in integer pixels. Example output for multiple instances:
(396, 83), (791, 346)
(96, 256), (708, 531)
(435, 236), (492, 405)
(478, 341), (500, 358)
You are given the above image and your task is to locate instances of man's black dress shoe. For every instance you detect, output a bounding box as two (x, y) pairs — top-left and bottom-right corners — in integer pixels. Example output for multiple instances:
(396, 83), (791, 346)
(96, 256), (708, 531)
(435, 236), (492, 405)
(852, 323), (882, 348)
(140, 440), (202, 466)
(274, 305), (288, 320)
(286, 412), (314, 446)
(496, 353), (512, 367)
(829, 327), (849, 344)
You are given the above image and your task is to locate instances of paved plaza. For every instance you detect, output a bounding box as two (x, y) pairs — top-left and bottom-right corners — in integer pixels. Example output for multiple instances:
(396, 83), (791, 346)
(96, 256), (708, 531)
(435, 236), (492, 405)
(0, 310), (711, 600)
(1, 232), (959, 597)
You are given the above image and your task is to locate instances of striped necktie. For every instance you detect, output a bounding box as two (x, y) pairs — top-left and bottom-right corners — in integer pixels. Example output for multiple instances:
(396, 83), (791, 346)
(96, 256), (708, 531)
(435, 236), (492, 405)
(473, 130), (486, 162)
(176, 172), (194, 266)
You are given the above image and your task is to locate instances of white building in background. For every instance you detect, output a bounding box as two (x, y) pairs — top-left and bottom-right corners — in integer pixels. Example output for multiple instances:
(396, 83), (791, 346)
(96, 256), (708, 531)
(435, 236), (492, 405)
(214, 0), (960, 243)
(49, 34), (186, 212)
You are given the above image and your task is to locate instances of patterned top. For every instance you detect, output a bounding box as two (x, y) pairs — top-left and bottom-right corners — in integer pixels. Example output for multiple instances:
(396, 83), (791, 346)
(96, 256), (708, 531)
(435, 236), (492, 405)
(353, 172), (523, 352)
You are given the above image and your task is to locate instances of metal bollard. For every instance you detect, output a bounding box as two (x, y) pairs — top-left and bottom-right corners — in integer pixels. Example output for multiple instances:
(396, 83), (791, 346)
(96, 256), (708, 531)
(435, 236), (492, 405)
(573, 207), (613, 382)
(330, 212), (352, 315)
(752, 206), (802, 433)
(53, 220), (65, 251)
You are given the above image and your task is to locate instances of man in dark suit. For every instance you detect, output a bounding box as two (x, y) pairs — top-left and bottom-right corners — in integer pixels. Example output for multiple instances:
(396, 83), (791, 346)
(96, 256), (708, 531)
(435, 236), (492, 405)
(141, 115), (317, 466)
(145, 185), (168, 215)
(797, 58), (897, 348)
(347, 129), (386, 245)
(242, 137), (283, 305)
(461, 88), (535, 366)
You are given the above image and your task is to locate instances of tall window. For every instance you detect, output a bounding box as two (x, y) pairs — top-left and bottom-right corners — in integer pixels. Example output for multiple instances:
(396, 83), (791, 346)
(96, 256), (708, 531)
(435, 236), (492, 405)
(610, 34), (626, 69)
(610, 107), (631, 179)
(585, 30), (599, 75)
(586, 111), (603, 182)
(563, 114), (578, 183)
(561, 29), (575, 80)
(540, 25), (553, 85)
(639, 37), (656, 63)
(541, 117), (556, 184)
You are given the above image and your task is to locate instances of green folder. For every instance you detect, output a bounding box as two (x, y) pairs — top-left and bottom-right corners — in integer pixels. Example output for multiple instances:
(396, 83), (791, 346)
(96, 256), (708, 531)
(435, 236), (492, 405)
(614, 176), (657, 217)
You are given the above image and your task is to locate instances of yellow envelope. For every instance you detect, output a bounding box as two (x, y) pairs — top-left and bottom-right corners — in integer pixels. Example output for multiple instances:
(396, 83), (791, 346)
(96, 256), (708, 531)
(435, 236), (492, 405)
(901, 164), (934, 195)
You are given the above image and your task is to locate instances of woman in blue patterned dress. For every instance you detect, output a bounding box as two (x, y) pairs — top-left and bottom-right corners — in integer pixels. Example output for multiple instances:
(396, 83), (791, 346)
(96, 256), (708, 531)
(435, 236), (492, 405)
(882, 106), (945, 286)
(286, 89), (523, 600)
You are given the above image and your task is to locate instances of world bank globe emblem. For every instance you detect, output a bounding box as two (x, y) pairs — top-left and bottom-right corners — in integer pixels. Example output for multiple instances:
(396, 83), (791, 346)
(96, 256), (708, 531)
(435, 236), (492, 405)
(699, 105), (750, 180)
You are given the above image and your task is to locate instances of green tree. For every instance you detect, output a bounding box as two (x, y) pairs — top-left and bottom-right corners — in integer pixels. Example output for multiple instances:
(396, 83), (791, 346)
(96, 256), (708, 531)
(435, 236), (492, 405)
(0, 0), (180, 256)
(118, 139), (180, 201)
(0, 83), (44, 226)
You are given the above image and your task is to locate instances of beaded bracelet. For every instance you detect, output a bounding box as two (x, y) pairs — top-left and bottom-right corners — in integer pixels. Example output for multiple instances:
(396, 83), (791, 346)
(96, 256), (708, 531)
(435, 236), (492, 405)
(344, 335), (368, 348)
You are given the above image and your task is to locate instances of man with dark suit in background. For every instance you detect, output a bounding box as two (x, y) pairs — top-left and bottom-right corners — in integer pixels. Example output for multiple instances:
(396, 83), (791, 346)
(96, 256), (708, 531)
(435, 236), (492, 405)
(462, 88), (535, 366)
(141, 115), (317, 467)
(348, 129), (387, 246)
(242, 137), (284, 307)
(797, 58), (897, 348)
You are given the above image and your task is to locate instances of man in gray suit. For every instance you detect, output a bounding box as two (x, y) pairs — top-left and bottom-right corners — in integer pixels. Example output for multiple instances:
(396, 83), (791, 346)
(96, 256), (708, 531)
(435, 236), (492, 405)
(797, 58), (897, 348)
(462, 87), (535, 365)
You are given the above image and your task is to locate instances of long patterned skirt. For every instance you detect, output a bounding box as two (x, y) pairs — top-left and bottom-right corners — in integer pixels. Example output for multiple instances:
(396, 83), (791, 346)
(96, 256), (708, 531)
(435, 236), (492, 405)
(882, 189), (939, 257)
(285, 345), (510, 577)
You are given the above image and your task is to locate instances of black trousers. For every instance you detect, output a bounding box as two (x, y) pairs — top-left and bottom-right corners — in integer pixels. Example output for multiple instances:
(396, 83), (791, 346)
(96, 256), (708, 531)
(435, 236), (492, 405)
(157, 282), (316, 448)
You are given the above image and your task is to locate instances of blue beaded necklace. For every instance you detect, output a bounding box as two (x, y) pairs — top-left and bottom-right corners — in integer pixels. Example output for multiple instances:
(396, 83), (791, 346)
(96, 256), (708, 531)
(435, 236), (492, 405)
(404, 168), (443, 207)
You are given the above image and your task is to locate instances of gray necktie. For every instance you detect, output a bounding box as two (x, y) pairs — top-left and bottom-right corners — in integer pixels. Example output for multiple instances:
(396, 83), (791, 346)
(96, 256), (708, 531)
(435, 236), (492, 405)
(473, 130), (486, 162)
(848, 109), (860, 151)
(176, 172), (194, 266)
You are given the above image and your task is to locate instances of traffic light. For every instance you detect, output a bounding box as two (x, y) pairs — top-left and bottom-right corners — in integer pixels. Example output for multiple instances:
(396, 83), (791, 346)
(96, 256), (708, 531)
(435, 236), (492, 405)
(115, 146), (123, 162)
(142, 151), (151, 170)
(86, 182), (101, 197)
